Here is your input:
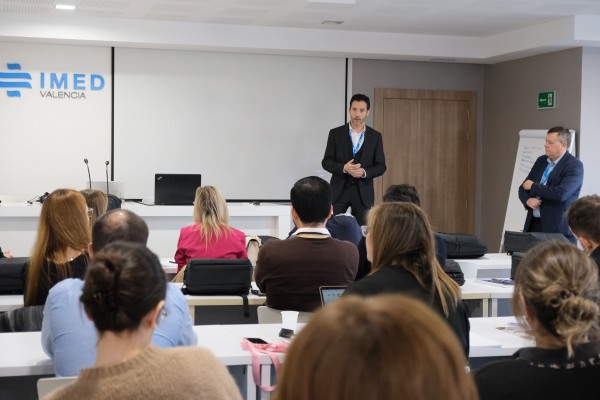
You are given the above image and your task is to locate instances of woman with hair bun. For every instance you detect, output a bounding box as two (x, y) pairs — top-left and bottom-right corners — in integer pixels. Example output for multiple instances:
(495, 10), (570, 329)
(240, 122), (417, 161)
(45, 242), (241, 400)
(475, 241), (600, 399)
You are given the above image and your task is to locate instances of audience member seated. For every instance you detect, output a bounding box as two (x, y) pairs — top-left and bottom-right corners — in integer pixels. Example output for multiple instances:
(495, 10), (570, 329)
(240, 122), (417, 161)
(255, 176), (358, 312)
(289, 213), (363, 246)
(42, 209), (197, 377)
(474, 241), (600, 399)
(80, 188), (108, 228)
(23, 189), (90, 306)
(44, 242), (241, 400)
(356, 184), (447, 280)
(174, 186), (247, 271)
(274, 294), (477, 400)
(345, 202), (469, 354)
(567, 194), (600, 271)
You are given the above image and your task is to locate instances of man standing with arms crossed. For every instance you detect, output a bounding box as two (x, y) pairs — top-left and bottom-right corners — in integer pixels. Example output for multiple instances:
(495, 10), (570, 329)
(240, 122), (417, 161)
(322, 94), (386, 225)
(519, 126), (583, 243)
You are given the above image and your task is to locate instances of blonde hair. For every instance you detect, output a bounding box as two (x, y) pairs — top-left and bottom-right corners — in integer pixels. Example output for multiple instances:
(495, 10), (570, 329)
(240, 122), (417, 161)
(274, 295), (477, 400)
(513, 241), (600, 357)
(192, 186), (231, 242)
(80, 189), (108, 228)
(25, 189), (91, 306)
(367, 202), (461, 316)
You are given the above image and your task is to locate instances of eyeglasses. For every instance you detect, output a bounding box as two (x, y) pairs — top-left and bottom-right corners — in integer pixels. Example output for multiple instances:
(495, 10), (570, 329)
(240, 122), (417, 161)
(87, 207), (93, 217)
(360, 225), (369, 237)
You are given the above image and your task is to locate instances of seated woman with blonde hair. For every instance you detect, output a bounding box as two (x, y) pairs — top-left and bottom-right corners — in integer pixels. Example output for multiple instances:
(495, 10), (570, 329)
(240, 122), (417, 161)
(174, 186), (247, 271)
(274, 294), (477, 400)
(45, 241), (241, 400)
(344, 202), (469, 354)
(23, 189), (90, 306)
(474, 241), (600, 399)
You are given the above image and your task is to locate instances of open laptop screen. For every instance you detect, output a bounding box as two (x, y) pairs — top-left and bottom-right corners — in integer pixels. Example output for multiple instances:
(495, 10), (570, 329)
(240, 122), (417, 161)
(319, 286), (346, 306)
(154, 174), (202, 205)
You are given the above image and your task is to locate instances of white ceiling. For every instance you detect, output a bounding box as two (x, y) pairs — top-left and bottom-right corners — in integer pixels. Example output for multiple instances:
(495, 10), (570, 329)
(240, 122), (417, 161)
(2, 0), (600, 63)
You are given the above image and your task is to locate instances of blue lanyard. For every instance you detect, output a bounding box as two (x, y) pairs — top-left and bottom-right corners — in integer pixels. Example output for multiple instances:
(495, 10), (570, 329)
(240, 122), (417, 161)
(540, 162), (555, 185)
(350, 131), (364, 156)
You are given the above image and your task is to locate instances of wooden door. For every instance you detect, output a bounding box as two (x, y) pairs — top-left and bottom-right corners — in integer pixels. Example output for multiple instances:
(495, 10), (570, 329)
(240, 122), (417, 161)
(373, 89), (477, 233)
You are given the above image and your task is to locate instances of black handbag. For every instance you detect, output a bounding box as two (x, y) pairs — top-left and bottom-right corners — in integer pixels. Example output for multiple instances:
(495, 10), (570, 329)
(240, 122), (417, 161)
(443, 259), (465, 286)
(437, 233), (488, 259)
(182, 258), (253, 316)
(0, 257), (28, 294)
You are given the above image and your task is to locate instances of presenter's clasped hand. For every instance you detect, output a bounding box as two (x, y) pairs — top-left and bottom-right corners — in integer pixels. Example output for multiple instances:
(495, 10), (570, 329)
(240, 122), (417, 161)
(344, 160), (364, 178)
(522, 180), (534, 191)
(526, 197), (541, 210)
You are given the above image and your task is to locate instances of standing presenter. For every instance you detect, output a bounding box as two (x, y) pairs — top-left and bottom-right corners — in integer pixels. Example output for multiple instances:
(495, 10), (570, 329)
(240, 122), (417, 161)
(322, 94), (386, 225)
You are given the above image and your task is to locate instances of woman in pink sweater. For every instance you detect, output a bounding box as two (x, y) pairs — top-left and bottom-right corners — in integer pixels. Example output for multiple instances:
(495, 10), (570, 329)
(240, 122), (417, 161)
(174, 186), (247, 271)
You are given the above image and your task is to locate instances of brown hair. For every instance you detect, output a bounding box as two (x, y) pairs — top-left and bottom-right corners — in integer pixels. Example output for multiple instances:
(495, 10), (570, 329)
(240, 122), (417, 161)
(80, 189), (108, 228)
(513, 241), (600, 356)
(567, 194), (600, 243)
(81, 241), (166, 333)
(25, 189), (91, 306)
(367, 202), (460, 316)
(192, 186), (231, 242)
(274, 295), (477, 400)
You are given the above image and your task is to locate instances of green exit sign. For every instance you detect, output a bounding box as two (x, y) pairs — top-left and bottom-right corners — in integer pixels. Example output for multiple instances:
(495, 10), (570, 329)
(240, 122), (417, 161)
(538, 91), (556, 109)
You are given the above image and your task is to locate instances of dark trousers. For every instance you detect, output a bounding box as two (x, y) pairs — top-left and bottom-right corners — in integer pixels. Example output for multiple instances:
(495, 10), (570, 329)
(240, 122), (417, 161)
(333, 184), (369, 225)
(528, 217), (542, 233)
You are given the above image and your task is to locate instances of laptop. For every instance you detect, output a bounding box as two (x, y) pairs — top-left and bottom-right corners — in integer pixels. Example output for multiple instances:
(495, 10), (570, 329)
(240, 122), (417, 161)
(154, 173), (202, 205)
(319, 286), (346, 306)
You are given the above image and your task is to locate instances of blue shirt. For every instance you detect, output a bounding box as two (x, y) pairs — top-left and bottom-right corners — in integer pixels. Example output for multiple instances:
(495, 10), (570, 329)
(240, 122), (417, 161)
(41, 279), (197, 376)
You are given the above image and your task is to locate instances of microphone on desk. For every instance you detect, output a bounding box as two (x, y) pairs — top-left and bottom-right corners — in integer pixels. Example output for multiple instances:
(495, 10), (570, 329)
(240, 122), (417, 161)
(84, 158), (91, 189)
(105, 161), (110, 194)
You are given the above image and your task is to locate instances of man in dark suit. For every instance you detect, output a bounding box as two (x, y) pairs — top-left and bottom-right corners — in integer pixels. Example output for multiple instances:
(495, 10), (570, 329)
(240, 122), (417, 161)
(322, 94), (386, 225)
(519, 126), (583, 243)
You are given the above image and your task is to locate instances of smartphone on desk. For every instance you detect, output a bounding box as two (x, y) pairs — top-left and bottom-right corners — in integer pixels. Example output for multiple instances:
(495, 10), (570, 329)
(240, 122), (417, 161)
(245, 337), (268, 344)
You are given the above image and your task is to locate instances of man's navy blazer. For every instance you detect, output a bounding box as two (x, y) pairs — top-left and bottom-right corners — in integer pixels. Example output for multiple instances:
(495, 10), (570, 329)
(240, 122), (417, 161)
(518, 151), (583, 242)
(322, 124), (386, 207)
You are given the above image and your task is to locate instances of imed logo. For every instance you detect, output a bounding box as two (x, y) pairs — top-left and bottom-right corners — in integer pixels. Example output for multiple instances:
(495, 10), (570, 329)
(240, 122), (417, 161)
(0, 63), (32, 97)
(0, 61), (106, 99)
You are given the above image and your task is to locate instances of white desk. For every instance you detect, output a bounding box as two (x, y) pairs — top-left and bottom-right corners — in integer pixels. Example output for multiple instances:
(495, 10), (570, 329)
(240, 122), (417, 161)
(0, 284), (266, 321)
(455, 253), (512, 279)
(469, 316), (534, 358)
(461, 279), (514, 317)
(0, 202), (292, 258)
(0, 319), (534, 400)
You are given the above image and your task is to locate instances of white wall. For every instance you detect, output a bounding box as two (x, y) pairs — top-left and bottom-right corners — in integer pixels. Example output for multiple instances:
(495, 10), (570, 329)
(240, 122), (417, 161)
(0, 42), (111, 200)
(113, 48), (346, 200)
(580, 47), (600, 195)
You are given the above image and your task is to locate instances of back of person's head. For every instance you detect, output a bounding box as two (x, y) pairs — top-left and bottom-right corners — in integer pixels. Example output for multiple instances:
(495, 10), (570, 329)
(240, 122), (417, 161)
(26, 189), (91, 306)
(383, 184), (421, 205)
(513, 241), (600, 356)
(81, 241), (166, 333)
(80, 189), (108, 227)
(367, 202), (459, 315)
(567, 194), (600, 244)
(91, 209), (149, 253)
(274, 295), (477, 400)
(290, 176), (332, 224)
(349, 93), (370, 110)
(192, 185), (230, 240)
(547, 126), (571, 148)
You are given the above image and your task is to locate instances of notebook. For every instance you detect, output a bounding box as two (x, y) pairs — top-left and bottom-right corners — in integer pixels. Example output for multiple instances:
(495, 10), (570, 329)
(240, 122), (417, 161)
(154, 173), (202, 205)
(319, 286), (346, 306)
